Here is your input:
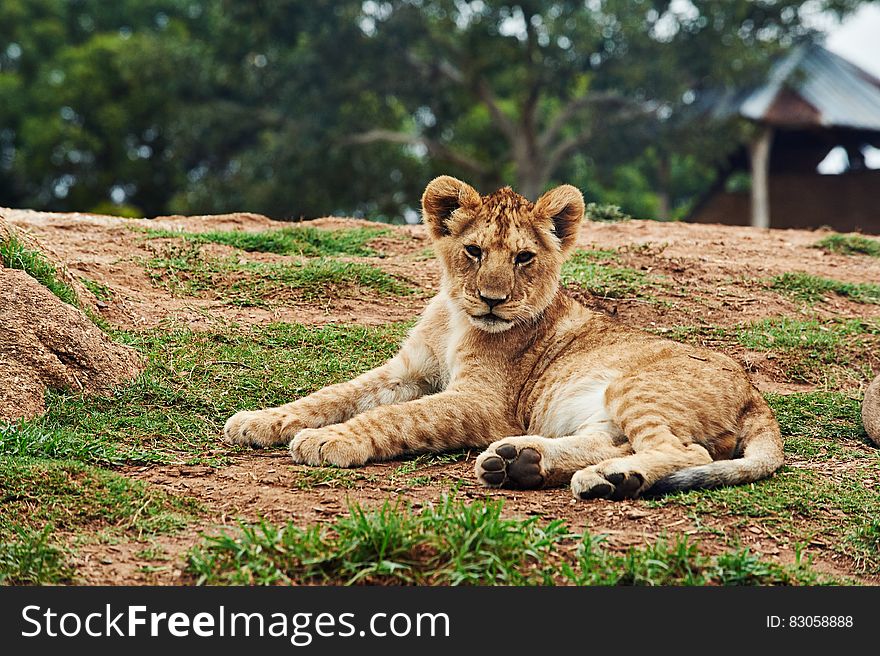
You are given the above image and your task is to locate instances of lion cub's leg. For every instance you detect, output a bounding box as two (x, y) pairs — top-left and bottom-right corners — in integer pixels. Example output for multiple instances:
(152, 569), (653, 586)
(289, 390), (509, 467)
(475, 431), (632, 489)
(224, 339), (437, 447)
(570, 427), (712, 501)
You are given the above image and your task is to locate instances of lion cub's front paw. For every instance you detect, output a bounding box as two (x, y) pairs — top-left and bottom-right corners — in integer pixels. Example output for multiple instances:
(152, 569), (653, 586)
(475, 437), (547, 490)
(571, 465), (645, 501)
(223, 409), (301, 447)
(290, 427), (371, 467)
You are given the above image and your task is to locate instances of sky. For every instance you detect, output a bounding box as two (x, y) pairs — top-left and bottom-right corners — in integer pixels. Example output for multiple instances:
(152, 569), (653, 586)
(824, 3), (880, 78)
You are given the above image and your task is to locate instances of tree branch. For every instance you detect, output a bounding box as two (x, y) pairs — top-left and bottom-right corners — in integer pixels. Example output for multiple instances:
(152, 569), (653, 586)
(345, 129), (488, 176)
(539, 91), (631, 150)
(544, 129), (595, 175)
(473, 78), (520, 143)
(405, 50), (519, 144)
(543, 102), (657, 175)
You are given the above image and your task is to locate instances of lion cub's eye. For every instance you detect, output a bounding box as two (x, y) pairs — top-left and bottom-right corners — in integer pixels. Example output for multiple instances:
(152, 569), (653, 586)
(515, 251), (535, 264)
(464, 245), (482, 258)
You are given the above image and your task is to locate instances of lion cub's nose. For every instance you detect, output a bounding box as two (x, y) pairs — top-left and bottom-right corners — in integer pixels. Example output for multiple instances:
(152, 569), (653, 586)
(479, 293), (508, 309)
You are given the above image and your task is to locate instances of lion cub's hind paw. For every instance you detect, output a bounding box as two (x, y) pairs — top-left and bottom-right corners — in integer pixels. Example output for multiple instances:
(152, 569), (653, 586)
(571, 467), (645, 501)
(476, 442), (545, 489)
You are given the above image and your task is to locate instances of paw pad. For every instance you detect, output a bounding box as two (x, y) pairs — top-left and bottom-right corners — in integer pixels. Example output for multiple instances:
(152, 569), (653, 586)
(478, 445), (544, 489)
(576, 471), (645, 501)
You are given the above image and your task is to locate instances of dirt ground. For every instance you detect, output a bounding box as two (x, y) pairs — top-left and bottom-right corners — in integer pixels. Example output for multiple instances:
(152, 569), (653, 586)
(5, 207), (880, 585)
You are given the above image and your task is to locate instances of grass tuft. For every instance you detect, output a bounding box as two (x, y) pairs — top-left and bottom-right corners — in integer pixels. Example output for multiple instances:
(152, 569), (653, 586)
(188, 495), (569, 585)
(145, 243), (412, 306)
(142, 225), (389, 257)
(0, 458), (198, 538)
(0, 233), (80, 306)
(664, 317), (879, 386)
(188, 495), (826, 586)
(562, 249), (658, 299)
(0, 525), (73, 585)
(770, 272), (880, 305)
(813, 234), (880, 258)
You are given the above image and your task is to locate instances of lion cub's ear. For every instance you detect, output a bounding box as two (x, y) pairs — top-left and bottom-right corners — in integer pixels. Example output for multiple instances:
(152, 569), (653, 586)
(421, 176), (481, 239)
(535, 184), (585, 254)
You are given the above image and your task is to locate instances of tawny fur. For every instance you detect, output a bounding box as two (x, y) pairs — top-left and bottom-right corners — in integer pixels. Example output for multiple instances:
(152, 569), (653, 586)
(224, 176), (785, 500)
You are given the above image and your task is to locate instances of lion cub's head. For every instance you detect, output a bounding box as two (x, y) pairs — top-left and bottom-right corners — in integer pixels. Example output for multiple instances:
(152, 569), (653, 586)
(421, 175), (584, 333)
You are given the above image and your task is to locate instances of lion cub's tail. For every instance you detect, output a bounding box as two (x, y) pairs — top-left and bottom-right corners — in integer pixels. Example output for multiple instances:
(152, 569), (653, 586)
(647, 398), (784, 495)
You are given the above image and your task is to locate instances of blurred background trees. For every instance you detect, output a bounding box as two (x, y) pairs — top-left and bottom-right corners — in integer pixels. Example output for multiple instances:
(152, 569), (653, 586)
(0, 0), (869, 220)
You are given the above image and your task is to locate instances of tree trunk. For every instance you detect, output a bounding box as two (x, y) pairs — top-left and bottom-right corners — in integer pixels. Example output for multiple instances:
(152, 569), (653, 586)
(656, 154), (671, 220)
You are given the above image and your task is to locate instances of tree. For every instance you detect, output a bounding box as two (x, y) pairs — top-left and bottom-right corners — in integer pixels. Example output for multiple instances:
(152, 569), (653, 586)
(347, 0), (865, 199)
(0, 0), (869, 219)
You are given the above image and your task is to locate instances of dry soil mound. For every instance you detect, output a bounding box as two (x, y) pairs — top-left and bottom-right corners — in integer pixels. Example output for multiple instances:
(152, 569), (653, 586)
(863, 375), (880, 445)
(0, 268), (143, 422)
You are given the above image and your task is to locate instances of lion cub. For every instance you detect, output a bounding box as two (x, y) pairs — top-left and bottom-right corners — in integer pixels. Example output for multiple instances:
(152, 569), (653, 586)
(224, 176), (783, 500)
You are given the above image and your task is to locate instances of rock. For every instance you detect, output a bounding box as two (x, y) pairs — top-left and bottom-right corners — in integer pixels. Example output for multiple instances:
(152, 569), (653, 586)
(0, 268), (143, 422)
(863, 374), (880, 446)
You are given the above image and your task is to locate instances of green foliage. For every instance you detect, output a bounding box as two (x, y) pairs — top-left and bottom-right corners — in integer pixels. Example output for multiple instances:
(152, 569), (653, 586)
(564, 534), (820, 586)
(813, 234), (880, 257)
(80, 276), (113, 302)
(0, 233), (79, 306)
(142, 225), (389, 257)
(735, 317), (876, 353)
(770, 272), (880, 305)
(188, 495), (567, 585)
(0, 1), (863, 218)
(0, 420), (127, 463)
(766, 392), (869, 448)
(188, 495), (826, 586)
(585, 203), (631, 222)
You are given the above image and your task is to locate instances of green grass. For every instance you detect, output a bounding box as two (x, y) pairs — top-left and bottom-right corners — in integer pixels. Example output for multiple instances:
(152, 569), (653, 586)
(145, 243), (412, 306)
(0, 233), (80, 306)
(0, 456), (200, 583)
(187, 495), (825, 586)
(659, 317), (879, 386)
(813, 234), (880, 257)
(0, 458), (198, 538)
(0, 525), (73, 584)
(563, 533), (821, 586)
(142, 225), (389, 257)
(80, 276), (113, 302)
(770, 272), (880, 305)
(585, 203), (632, 222)
(562, 249), (659, 299)
(738, 316), (878, 384)
(388, 452), (467, 487)
(767, 391), (871, 456)
(0, 421), (127, 463)
(5, 323), (407, 465)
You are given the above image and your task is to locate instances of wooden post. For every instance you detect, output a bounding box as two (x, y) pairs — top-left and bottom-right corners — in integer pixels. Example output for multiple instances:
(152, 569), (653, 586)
(749, 126), (773, 229)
